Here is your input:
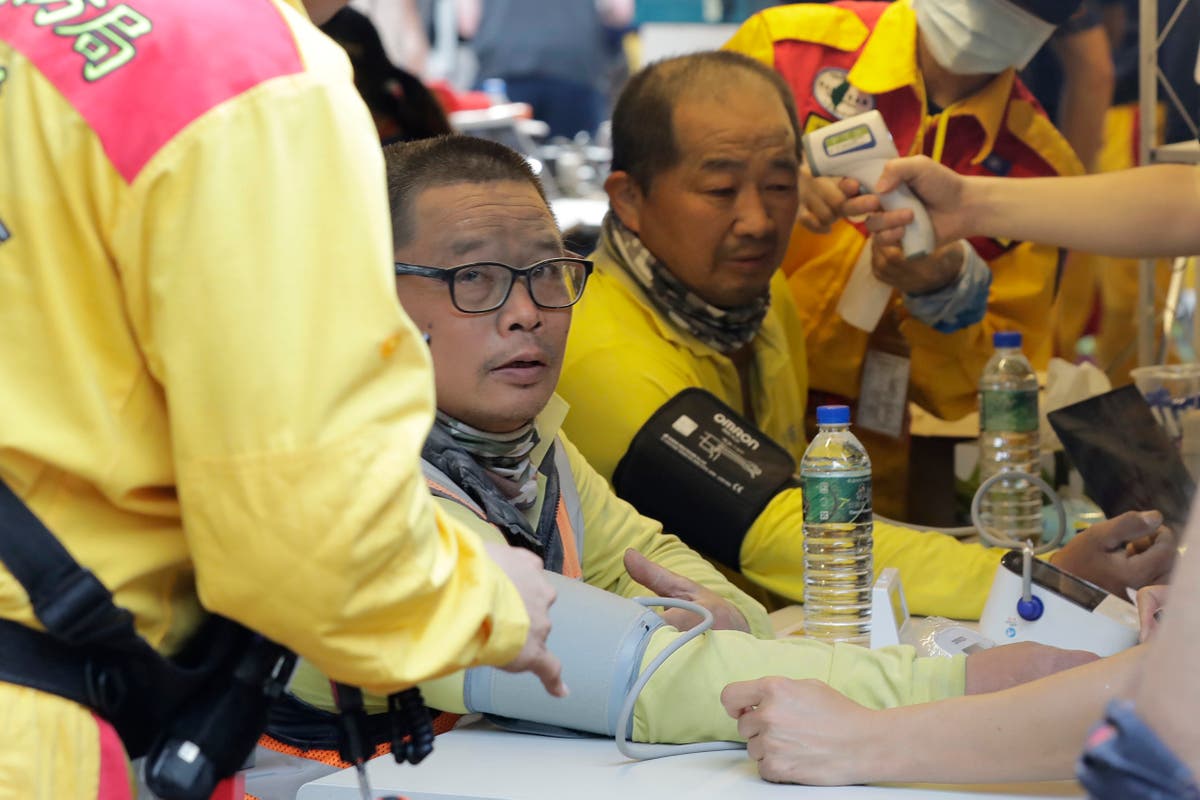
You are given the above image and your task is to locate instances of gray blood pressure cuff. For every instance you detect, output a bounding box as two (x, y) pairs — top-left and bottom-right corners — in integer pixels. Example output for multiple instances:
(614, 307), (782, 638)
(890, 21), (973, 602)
(612, 388), (799, 569)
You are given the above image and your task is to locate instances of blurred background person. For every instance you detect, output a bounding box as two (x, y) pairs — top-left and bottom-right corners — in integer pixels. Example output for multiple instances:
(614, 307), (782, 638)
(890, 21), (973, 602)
(322, 6), (453, 143)
(455, 0), (635, 139)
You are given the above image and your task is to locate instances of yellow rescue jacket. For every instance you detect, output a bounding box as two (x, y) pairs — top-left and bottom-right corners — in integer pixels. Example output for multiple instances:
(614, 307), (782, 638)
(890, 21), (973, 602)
(0, 0), (527, 699)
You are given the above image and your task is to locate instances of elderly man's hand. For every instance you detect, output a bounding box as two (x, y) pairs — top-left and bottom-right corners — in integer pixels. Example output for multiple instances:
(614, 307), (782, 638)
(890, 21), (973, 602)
(964, 641), (1097, 694)
(721, 677), (881, 785)
(1050, 510), (1177, 596)
(797, 164), (853, 234)
(871, 237), (964, 295)
(623, 549), (751, 632)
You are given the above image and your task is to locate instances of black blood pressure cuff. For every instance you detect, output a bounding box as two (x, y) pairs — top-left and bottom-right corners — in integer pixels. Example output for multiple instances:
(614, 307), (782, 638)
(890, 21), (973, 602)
(612, 388), (799, 569)
(1077, 699), (1200, 800)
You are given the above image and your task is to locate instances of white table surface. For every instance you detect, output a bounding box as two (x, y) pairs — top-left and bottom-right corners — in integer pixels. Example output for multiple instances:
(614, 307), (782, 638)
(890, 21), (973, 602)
(297, 722), (1083, 800)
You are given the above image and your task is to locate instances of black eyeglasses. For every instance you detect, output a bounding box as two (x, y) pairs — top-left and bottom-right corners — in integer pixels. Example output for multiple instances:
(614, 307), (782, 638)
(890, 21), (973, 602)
(393, 257), (593, 314)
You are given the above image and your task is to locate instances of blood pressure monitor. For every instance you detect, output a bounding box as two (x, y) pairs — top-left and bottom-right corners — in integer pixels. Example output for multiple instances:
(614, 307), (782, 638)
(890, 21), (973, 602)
(979, 550), (1140, 657)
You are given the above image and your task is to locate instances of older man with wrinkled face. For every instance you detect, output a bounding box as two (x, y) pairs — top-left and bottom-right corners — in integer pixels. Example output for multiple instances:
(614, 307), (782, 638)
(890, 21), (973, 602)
(556, 49), (1174, 622)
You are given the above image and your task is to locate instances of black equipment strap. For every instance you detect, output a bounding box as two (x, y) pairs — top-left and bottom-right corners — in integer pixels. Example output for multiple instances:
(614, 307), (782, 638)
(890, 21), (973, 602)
(0, 476), (297, 800)
(0, 478), (140, 649)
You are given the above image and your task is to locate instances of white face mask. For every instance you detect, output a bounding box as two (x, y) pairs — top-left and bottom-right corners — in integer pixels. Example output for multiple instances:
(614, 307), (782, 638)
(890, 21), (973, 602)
(913, 0), (1056, 76)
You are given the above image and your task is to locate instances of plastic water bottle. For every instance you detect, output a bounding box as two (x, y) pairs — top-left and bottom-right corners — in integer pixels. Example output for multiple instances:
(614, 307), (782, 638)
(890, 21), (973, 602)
(481, 77), (509, 106)
(978, 331), (1042, 542)
(801, 405), (873, 645)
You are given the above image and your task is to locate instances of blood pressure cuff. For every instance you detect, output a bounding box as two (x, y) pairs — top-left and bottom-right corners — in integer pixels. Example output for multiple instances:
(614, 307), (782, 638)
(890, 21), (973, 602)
(463, 572), (664, 738)
(612, 388), (799, 569)
(1077, 699), (1200, 800)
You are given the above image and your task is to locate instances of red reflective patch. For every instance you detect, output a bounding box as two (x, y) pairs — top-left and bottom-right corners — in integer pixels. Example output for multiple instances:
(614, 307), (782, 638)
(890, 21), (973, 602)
(0, 0), (304, 183)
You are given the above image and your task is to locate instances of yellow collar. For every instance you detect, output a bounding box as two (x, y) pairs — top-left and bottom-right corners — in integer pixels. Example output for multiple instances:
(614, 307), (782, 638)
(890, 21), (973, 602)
(846, 1), (922, 96)
(280, 0), (308, 14)
(531, 394), (570, 466)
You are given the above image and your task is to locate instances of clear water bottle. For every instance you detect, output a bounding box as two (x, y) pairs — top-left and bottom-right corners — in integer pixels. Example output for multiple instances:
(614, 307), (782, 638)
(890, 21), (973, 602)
(978, 331), (1042, 542)
(481, 77), (509, 106)
(801, 405), (873, 645)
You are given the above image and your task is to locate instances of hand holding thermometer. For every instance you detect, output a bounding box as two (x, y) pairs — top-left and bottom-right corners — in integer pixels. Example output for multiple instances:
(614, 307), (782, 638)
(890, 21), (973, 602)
(802, 110), (937, 331)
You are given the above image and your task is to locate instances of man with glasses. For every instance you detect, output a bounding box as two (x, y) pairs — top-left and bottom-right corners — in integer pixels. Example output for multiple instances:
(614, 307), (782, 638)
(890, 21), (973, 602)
(255, 135), (1097, 794)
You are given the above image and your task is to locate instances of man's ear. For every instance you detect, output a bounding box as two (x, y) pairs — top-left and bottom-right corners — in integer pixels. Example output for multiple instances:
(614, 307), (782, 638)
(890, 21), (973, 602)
(604, 170), (644, 235)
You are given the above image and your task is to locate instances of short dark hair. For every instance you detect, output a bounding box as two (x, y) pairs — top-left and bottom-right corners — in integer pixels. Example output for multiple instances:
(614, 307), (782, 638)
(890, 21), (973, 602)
(610, 51), (803, 192)
(382, 135), (550, 248)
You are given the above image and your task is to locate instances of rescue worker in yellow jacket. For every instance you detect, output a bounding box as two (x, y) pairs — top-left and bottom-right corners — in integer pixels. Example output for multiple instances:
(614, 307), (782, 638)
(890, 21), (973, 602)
(557, 51), (1175, 620)
(0, 1), (560, 796)
(258, 136), (1097, 796)
(724, 0), (1086, 517)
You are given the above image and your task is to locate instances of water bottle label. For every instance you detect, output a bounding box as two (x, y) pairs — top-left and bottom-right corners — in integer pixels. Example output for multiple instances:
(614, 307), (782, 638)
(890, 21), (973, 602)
(802, 474), (872, 524)
(981, 389), (1038, 433)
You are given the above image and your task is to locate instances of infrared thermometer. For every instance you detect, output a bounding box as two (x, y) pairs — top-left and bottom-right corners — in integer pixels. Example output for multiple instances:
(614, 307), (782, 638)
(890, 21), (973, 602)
(802, 110), (937, 331)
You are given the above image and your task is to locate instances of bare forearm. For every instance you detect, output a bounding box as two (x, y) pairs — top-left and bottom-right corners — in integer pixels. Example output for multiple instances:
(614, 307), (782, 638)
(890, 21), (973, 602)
(963, 165), (1200, 257)
(870, 648), (1145, 784)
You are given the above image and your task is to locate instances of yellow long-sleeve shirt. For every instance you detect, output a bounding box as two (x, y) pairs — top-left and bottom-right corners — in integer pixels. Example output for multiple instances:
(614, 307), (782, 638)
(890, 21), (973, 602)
(290, 398), (966, 743)
(558, 239), (1005, 619)
(0, 0), (526, 700)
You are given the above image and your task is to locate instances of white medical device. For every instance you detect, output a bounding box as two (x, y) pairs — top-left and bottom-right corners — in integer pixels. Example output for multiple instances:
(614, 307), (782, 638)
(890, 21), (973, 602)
(970, 471), (1140, 657)
(802, 110), (937, 331)
(979, 549), (1140, 657)
(871, 567), (994, 657)
(869, 567), (911, 649)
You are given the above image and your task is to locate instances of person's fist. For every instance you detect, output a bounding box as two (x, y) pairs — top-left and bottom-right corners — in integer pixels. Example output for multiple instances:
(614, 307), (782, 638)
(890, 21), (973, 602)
(797, 164), (853, 233)
(870, 238), (964, 295)
(721, 677), (880, 785)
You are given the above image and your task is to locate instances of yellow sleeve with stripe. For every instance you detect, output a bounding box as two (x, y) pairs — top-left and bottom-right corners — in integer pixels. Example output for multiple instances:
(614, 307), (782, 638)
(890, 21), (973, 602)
(120, 69), (527, 696)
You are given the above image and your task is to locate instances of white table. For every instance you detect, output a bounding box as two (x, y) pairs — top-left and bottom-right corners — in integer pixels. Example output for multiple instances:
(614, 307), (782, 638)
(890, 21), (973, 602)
(297, 722), (1083, 800)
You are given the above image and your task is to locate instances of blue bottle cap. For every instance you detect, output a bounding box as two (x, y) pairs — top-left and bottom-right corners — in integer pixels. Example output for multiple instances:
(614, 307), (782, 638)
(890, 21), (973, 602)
(993, 331), (1022, 349)
(816, 405), (851, 425)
